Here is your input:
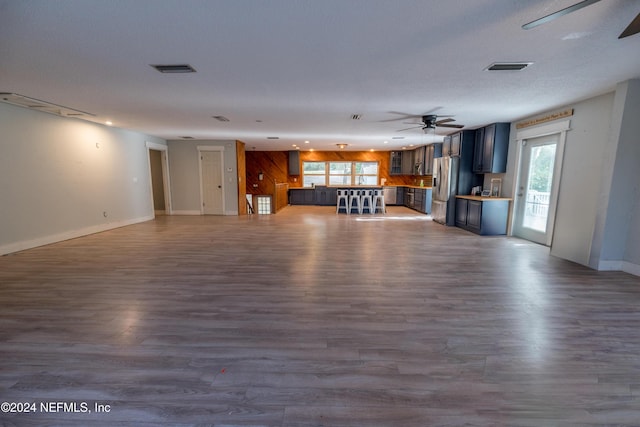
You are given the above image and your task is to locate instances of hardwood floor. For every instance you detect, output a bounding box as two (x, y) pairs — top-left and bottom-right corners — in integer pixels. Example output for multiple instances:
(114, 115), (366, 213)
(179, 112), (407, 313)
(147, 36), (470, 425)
(2, 205), (640, 426)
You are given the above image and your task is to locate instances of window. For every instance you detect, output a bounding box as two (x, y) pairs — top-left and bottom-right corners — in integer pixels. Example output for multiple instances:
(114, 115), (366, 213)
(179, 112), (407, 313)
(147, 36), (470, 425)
(302, 162), (326, 187)
(302, 161), (379, 187)
(354, 162), (378, 185)
(329, 162), (351, 186)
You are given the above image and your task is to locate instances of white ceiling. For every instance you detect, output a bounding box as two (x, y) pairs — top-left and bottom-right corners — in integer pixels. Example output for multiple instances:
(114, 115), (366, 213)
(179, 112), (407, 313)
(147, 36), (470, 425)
(1, 0), (639, 151)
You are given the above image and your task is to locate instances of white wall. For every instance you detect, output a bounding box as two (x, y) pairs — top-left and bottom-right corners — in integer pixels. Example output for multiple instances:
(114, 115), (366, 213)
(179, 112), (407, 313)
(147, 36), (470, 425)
(592, 80), (640, 272)
(167, 140), (238, 215)
(505, 79), (640, 275)
(0, 102), (166, 255)
(550, 92), (614, 266)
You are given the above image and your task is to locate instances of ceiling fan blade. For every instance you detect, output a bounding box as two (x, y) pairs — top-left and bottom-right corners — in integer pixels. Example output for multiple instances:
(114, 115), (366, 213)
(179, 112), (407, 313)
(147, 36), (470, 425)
(522, 0), (601, 30)
(438, 123), (464, 129)
(435, 118), (455, 125)
(379, 111), (416, 122)
(396, 125), (424, 132)
(619, 12), (640, 39)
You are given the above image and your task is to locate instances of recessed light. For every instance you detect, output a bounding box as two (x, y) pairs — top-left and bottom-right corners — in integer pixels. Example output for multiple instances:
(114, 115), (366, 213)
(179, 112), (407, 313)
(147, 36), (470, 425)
(105, 121), (113, 126)
(336, 143), (348, 149)
(370, 149), (374, 152)
(383, 141), (388, 144)
(292, 144), (297, 147)
(305, 141), (310, 144)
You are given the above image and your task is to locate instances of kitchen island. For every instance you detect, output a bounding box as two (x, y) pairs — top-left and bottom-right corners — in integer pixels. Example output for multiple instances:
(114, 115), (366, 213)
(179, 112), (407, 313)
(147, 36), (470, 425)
(289, 185), (432, 214)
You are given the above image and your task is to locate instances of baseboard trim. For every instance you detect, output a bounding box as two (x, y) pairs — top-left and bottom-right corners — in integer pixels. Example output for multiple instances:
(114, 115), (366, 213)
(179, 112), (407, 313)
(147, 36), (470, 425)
(598, 260), (624, 271)
(0, 215), (153, 256)
(622, 261), (640, 277)
(598, 260), (640, 277)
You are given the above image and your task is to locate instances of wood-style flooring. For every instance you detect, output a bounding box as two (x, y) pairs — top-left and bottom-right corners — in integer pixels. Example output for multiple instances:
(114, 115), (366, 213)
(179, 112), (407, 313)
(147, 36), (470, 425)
(2, 206), (640, 426)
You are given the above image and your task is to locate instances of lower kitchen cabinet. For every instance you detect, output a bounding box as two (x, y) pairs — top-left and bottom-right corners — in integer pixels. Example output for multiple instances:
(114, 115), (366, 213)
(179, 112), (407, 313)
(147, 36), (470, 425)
(455, 196), (510, 235)
(403, 187), (432, 214)
(314, 186), (337, 205)
(289, 189), (315, 205)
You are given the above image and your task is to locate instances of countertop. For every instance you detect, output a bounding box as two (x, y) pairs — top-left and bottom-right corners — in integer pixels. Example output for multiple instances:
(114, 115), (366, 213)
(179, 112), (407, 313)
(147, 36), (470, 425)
(456, 195), (512, 201)
(290, 185), (433, 189)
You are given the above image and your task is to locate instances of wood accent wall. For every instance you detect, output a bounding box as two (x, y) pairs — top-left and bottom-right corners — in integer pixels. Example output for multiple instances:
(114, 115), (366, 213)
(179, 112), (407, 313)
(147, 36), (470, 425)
(245, 150), (425, 195)
(274, 183), (289, 212)
(236, 141), (247, 215)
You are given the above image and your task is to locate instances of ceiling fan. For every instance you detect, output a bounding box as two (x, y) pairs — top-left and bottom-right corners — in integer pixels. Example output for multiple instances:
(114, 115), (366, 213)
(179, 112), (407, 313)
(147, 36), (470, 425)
(522, 0), (640, 39)
(397, 114), (464, 132)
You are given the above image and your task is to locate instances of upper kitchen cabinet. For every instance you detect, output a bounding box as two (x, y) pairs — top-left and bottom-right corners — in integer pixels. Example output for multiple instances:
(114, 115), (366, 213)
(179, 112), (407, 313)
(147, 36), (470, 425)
(391, 150), (415, 175)
(472, 123), (510, 173)
(443, 135), (452, 156)
(414, 146), (426, 175)
(402, 149), (415, 175)
(424, 143), (442, 175)
(390, 151), (403, 175)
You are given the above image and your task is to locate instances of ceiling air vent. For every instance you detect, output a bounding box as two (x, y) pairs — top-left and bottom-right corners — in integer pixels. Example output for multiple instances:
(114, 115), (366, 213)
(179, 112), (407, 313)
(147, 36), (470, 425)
(212, 115), (230, 122)
(0, 92), (95, 118)
(151, 64), (197, 73)
(267, 136), (280, 140)
(485, 62), (533, 71)
(351, 114), (362, 120)
(181, 136), (194, 139)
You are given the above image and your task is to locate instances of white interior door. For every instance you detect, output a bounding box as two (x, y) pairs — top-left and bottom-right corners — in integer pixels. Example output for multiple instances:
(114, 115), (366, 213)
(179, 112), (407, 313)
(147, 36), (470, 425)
(512, 133), (561, 245)
(200, 150), (224, 215)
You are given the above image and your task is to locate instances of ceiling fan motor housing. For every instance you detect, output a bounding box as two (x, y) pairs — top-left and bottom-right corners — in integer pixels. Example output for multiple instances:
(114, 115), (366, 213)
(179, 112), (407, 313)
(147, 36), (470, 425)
(422, 115), (437, 128)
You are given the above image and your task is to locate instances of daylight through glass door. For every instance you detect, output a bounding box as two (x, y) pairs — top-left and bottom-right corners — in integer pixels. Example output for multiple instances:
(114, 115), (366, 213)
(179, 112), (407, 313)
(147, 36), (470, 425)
(523, 143), (556, 232)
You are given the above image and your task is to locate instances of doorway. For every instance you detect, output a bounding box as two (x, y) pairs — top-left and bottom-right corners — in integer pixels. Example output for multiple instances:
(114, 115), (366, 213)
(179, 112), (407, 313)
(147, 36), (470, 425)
(146, 142), (172, 216)
(199, 148), (225, 215)
(512, 133), (562, 245)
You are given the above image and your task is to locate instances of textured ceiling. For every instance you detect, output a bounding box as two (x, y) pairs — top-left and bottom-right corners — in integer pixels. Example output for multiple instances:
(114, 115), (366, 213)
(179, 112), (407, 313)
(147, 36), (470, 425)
(1, 0), (639, 150)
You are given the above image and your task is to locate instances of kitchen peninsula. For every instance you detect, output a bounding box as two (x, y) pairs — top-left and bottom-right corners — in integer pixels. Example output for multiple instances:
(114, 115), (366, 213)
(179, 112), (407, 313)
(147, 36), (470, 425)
(289, 185), (432, 214)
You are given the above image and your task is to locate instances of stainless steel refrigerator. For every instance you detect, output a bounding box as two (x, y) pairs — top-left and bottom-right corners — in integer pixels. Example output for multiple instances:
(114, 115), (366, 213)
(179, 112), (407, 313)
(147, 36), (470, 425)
(431, 156), (459, 225)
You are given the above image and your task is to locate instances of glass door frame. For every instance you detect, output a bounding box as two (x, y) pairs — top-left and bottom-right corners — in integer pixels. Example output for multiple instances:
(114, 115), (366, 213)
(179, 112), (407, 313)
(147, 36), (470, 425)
(510, 119), (570, 246)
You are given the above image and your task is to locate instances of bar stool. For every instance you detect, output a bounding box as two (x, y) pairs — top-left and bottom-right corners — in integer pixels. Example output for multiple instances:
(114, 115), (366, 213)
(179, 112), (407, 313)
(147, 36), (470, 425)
(348, 189), (362, 214)
(372, 188), (385, 214)
(336, 189), (349, 213)
(360, 189), (374, 214)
